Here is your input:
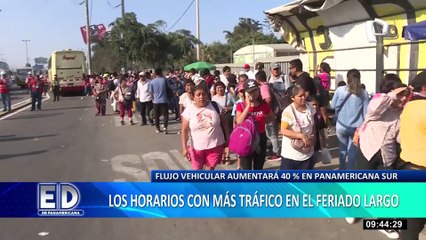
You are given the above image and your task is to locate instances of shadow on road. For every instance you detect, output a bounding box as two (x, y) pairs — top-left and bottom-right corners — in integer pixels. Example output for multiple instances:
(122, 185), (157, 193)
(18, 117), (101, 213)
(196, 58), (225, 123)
(6, 112), (64, 120)
(40, 106), (92, 112)
(0, 134), (57, 143)
(0, 150), (48, 160)
(0, 135), (16, 138)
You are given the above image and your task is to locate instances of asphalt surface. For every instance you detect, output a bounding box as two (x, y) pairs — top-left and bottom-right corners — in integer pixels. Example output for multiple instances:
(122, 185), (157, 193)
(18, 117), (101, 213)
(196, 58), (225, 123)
(0, 92), (420, 240)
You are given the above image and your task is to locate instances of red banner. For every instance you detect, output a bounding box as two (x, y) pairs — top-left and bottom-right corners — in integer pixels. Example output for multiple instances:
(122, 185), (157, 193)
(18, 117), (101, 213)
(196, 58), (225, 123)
(80, 24), (107, 44)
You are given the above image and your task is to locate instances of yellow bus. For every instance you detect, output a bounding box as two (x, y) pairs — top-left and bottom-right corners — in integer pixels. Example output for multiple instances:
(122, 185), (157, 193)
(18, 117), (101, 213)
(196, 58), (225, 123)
(48, 50), (87, 94)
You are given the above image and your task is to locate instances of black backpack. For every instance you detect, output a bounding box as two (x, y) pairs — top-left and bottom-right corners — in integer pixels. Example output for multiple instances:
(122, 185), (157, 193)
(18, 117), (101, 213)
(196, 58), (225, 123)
(269, 84), (292, 119)
(108, 80), (116, 91)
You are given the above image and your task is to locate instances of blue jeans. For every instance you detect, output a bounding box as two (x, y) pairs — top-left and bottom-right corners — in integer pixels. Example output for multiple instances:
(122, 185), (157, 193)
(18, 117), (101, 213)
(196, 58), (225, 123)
(280, 155), (315, 170)
(266, 120), (279, 155)
(336, 124), (357, 170)
(31, 92), (42, 110)
(84, 86), (92, 96)
(1, 93), (11, 111)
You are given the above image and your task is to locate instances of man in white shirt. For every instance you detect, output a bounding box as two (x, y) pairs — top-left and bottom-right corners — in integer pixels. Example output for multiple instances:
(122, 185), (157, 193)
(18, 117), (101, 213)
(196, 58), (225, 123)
(110, 72), (120, 112)
(268, 62), (291, 91)
(220, 66), (231, 87)
(135, 72), (154, 126)
(265, 63), (291, 162)
(242, 64), (255, 79)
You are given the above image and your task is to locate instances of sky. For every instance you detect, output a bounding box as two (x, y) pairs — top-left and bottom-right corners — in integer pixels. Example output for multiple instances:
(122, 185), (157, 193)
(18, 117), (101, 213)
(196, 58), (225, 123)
(0, 0), (291, 69)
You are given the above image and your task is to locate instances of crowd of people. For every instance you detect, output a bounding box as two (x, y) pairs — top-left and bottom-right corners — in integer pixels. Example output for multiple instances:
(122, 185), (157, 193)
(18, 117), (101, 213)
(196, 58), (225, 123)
(2, 59), (425, 239)
(84, 60), (329, 172)
(89, 60), (424, 240)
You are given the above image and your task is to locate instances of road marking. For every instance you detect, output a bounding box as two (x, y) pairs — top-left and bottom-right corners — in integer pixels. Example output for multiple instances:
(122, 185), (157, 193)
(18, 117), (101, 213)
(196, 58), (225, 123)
(37, 232), (50, 237)
(108, 149), (297, 182)
(169, 150), (192, 170)
(110, 154), (148, 181)
(141, 152), (162, 173)
(114, 116), (122, 127)
(142, 151), (180, 170)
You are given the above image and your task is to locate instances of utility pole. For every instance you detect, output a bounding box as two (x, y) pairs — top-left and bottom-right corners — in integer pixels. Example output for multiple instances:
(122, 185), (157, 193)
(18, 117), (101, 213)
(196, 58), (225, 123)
(120, 0), (126, 73)
(376, 35), (383, 93)
(195, 0), (200, 60)
(252, 39), (255, 64)
(85, 0), (92, 75)
(121, 0), (125, 17)
(22, 40), (30, 66)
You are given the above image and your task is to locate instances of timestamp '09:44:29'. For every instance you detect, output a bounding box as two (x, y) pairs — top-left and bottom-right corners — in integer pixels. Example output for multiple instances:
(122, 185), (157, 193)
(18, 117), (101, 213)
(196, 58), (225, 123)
(363, 219), (407, 230)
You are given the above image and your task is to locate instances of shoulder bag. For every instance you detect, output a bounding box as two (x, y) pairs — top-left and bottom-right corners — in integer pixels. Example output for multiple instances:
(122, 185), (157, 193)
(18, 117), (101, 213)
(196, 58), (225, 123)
(290, 105), (315, 154)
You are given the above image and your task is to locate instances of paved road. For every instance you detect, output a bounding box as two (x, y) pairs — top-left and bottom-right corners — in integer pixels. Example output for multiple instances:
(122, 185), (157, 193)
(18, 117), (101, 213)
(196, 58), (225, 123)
(0, 95), (417, 240)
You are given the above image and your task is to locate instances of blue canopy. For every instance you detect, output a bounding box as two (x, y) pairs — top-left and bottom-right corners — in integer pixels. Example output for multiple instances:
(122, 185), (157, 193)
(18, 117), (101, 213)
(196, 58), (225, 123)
(403, 20), (426, 41)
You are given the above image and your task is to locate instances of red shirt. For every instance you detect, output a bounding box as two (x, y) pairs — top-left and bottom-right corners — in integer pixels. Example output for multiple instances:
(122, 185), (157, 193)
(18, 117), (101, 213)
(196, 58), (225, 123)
(0, 78), (10, 94)
(26, 76), (35, 84)
(204, 75), (215, 87)
(236, 101), (271, 134)
(29, 79), (43, 93)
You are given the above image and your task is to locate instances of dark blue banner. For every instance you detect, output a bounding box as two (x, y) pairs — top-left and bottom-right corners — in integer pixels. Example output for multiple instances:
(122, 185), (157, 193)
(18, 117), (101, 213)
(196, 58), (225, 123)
(151, 170), (426, 182)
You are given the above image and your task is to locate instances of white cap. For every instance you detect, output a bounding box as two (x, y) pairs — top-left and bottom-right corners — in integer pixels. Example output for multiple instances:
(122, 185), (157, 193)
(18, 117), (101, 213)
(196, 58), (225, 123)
(28, 71), (32, 75)
(194, 77), (205, 86)
(0, 71), (5, 75)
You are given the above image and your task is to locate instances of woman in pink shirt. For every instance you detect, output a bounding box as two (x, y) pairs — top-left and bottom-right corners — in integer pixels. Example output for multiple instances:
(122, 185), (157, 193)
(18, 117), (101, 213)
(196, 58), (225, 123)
(181, 83), (228, 170)
(316, 62), (331, 90)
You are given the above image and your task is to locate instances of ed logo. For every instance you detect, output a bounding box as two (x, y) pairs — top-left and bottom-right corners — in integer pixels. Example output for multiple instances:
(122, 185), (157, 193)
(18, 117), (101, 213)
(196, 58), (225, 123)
(37, 183), (84, 216)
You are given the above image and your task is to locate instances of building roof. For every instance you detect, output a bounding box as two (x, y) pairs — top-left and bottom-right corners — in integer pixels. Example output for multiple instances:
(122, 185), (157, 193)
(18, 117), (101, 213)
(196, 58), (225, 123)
(264, 0), (426, 46)
(234, 43), (299, 55)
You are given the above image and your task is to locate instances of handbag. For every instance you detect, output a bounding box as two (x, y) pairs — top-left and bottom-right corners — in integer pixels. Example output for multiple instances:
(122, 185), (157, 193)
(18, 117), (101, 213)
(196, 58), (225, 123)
(222, 93), (233, 119)
(290, 105), (315, 154)
(120, 87), (132, 108)
(320, 148), (332, 164)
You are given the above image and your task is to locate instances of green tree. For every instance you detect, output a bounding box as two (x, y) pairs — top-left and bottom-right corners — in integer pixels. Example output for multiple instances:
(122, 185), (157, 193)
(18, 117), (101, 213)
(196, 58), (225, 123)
(91, 42), (121, 73)
(108, 12), (145, 69)
(224, 17), (281, 54)
(167, 29), (199, 68)
(92, 12), (199, 71)
(91, 14), (281, 71)
(202, 42), (231, 63)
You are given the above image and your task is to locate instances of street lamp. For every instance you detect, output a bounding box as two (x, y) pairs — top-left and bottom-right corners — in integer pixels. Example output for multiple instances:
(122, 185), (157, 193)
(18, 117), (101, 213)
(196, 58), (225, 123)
(22, 40), (30, 66)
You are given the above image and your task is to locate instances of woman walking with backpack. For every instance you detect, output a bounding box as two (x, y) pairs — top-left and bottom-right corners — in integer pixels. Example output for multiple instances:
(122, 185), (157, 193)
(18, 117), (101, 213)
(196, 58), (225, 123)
(235, 79), (274, 170)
